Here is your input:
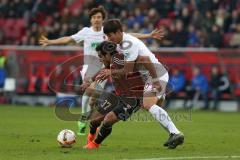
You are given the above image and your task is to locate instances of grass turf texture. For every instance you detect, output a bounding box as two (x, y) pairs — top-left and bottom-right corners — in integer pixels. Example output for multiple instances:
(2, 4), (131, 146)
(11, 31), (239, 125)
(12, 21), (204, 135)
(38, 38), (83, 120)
(0, 105), (240, 160)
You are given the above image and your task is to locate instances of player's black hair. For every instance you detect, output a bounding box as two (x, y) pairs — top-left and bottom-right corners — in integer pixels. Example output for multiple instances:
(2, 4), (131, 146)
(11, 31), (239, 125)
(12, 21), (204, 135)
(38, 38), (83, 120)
(89, 5), (107, 20)
(96, 41), (117, 56)
(103, 19), (123, 34)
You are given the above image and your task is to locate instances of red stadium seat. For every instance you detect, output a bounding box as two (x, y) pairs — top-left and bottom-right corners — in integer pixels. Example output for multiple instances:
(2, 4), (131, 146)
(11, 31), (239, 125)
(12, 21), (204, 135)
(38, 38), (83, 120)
(28, 74), (37, 93)
(1, 19), (25, 39)
(223, 33), (234, 47)
(157, 18), (172, 28)
(68, 0), (84, 14)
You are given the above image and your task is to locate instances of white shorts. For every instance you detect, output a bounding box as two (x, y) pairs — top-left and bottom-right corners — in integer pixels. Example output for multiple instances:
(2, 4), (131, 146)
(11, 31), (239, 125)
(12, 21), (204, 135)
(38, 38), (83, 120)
(80, 64), (88, 81)
(144, 72), (169, 99)
(80, 63), (105, 82)
(81, 64), (107, 90)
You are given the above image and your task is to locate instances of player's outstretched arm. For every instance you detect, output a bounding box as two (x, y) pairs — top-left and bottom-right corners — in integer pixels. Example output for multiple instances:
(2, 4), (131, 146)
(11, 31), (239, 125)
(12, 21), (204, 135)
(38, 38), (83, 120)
(39, 35), (74, 46)
(129, 28), (165, 40)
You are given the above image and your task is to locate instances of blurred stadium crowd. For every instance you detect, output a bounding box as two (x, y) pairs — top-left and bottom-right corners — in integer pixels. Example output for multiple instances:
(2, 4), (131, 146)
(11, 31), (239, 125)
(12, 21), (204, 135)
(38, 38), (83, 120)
(1, 48), (240, 110)
(0, 0), (240, 110)
(0, 0), (240, 48)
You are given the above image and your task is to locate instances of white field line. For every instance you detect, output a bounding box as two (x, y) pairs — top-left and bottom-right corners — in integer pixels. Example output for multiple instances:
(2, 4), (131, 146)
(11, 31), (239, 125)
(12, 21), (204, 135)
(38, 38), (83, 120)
(122, 155), (240, 160)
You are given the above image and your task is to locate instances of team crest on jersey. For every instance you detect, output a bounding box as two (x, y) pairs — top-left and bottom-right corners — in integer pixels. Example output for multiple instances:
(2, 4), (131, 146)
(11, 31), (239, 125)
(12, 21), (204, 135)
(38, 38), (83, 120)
(123, 52), (130, 59)
(126, 103), (131, 109)
(91, 42), (101, 49)
(112, 56), (124, 65)
(116, 49), (130, 59)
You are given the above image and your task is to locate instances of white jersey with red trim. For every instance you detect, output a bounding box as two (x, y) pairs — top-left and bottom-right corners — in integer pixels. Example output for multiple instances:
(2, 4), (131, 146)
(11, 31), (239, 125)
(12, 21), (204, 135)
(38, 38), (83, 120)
(116, 33), (169, 98)
(71, 27), (106, 79)
(71, 27), (106, 57)
(117, 33), (160, 63)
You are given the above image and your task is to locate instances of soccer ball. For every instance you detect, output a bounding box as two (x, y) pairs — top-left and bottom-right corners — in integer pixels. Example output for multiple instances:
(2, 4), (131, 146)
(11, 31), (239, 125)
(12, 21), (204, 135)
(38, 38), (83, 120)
(57, 129), (76, 148)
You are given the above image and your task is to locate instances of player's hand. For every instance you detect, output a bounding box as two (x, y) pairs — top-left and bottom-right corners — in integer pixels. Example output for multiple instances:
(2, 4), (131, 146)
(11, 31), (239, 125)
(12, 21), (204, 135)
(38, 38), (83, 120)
(152, 80), (162, 93)
(150, 28), (165, 40)
(39, 35), (50, 46)
(96, 69), (111, 83)
(80, 82), (91, 92)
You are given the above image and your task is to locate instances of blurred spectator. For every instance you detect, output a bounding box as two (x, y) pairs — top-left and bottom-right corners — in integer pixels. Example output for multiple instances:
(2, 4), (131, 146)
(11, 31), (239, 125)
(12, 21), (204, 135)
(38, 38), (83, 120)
(184, 67), (209, 109)
(230, 23), (240, 48)
(133, 8), (144, 26)
(235, 76), (240, 111)
(209, 66), (230, 110)
(187, 24), (200, 47)
(208, 25), (222, 48)
(155, 0), (173, 18)
(0, 29), (3, 44)
(0, 0), (239, 48)
(5, 52), (18, 78)
(196, 0), (213, 14)
(147, 8), (159, 26)
(215, 8), (226, 29)
(69, 9), (82, 29)
(174, 0), (185, 17)
(196, 29), (208, 47)
(161, 24), (174, 47)
(0, 52), (7, 89)
(165, 68), (186, 108)
(202, 11), (215, 33)
(140, 23), (155, 45)
(179, 7), (191, 26)
(172, 19), (188, 47)
(61, 8), (70, 24)
(224, 9), (240, 32)
(191, 10), (204, 29)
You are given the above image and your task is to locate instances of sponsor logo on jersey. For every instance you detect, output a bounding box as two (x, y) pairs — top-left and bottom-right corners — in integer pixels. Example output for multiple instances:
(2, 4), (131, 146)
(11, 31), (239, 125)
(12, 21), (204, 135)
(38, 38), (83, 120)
(112, 56), (124, 65)
(91, 42), (101, 49)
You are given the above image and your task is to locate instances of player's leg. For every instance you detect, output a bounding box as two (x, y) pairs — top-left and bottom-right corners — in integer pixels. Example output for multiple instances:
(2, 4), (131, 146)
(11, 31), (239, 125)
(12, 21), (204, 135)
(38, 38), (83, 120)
(83, 91), (119, 149)
(77, 84), (94, 135)
(144, 92), (181, 134)
(94, 112), (118, 143)
(84, 96), (139, 149)
(78, 93), (90, 133)
(85, 88), (116, 145)
(143, 73), (184, 149)
(143, 94), (184, 149)
(87, 111), (105, 144)
(77, 65), (90, 135)
(78, 80), (107, 135)
(84, 111), (119, 149)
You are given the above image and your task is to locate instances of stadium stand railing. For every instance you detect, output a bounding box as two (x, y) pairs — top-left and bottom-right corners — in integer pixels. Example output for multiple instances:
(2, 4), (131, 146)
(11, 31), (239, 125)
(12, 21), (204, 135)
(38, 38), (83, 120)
(0, 46), (239, 100)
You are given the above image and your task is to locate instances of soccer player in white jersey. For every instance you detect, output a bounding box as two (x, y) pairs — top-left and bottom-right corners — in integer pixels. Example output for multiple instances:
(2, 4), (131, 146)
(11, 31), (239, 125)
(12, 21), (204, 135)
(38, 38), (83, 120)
(96, 19), (184, 149)
(39, 6), (165, 135)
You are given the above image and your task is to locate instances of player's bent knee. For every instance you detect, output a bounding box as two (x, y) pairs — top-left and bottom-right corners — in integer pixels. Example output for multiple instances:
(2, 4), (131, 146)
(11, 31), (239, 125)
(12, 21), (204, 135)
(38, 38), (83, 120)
(157, 98), (164, 107)
(143, 96), (158, 109)
(89, 111), (104, 122)
(90, 120), (101, 128)
(103, 112), (118, 126)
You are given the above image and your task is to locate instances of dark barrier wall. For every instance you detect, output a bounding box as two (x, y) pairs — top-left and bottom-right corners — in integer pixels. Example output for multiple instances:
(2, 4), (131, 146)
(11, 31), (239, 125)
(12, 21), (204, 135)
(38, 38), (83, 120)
(0, 47), (239, 99)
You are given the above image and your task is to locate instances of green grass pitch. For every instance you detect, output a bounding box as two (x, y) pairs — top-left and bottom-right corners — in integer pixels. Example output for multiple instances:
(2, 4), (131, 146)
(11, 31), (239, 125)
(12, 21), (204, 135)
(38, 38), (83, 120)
(0, 105), (240, 160)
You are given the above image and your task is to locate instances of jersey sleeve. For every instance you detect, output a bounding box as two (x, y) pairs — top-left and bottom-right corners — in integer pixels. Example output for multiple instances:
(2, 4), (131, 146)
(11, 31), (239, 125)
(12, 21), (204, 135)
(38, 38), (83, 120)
(122, 41), (139, 62)
(70, 27), (88, 43)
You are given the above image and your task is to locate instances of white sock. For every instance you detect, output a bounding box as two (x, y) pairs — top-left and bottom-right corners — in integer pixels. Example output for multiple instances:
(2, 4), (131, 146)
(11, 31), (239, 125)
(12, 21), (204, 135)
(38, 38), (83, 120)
(149, 104), (180, 134)
(81, 93), (91, 117)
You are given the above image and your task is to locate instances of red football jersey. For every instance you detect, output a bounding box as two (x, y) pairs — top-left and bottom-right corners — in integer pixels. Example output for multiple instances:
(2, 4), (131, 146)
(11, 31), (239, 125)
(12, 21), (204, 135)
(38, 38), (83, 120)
(110, 53), (146, 97)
